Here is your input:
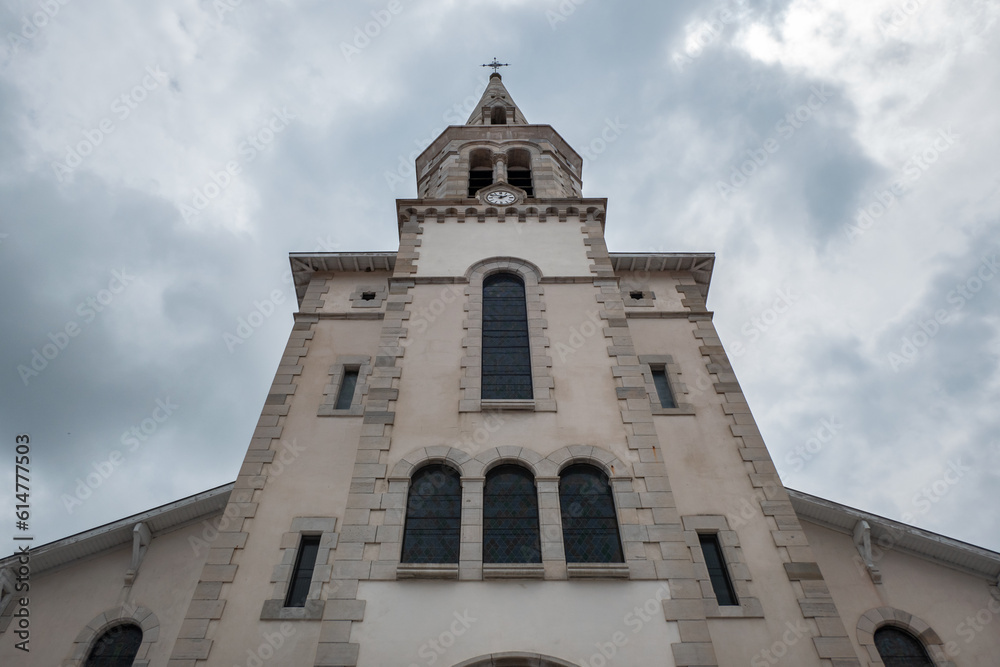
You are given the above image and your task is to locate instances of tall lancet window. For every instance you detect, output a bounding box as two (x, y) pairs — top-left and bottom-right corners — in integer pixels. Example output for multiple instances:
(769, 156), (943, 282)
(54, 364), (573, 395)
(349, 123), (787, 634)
(84, 624), (143, 667)
(468, 149), (493, 197)
(559, 464), (624, 563)
(483, 465), (541, 563)
(481, 273), (533, 400)
(400, 464), (462, 563)
(507, 148), (533, 197)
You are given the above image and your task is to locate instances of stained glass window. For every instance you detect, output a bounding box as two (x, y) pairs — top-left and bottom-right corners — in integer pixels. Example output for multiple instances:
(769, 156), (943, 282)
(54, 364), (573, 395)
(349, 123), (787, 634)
(84, 624), (142, 667)
(874, 627), (934, 666)
(284, 535), (320, 607)
(483, 465), (541, 563)
(700, 534), (738, 606)
(559, 465), (624, 563)
(401, 465), (462, 563)
(482, 273), (533, 400)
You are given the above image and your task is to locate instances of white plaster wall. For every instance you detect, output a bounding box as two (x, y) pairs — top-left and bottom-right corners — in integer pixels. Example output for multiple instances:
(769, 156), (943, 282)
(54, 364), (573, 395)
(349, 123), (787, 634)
(353, 580), (679, 667)
(415, 219), (592, 278)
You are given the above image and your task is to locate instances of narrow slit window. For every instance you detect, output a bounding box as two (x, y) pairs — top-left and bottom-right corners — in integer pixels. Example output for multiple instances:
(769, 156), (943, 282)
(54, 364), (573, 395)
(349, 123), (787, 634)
(481, 273), (532, 400)
(285, 535), (321, 607)
(651, 368), (676, 409)
(335, 369), (359, 410)
(699, 534), (738, 606)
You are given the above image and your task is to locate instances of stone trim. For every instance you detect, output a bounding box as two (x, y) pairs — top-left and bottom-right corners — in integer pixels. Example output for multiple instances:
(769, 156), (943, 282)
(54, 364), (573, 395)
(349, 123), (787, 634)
(679, 515), (763, 619)
(300, 277), (332, 314)
(170, 313), (318, 665)
(857, 608), (955, 666)
(349, 284), (387, 309)
(65, 604), (160, 667)
(260, 517), (339, 621)
(580, 209), (717, 666)
(318, 356), (373, 417)
(637, 354), (695, 416)
(459, 256), (556, 413)
(689, 310), (861, 666)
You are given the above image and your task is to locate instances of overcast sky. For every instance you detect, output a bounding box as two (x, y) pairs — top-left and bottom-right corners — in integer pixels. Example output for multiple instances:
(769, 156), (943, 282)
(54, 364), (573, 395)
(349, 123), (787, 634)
(1, 0), (998, 556)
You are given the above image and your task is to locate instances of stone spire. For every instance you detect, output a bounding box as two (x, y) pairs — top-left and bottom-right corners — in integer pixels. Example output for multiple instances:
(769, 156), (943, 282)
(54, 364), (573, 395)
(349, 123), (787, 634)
(466, 73), (528, 126)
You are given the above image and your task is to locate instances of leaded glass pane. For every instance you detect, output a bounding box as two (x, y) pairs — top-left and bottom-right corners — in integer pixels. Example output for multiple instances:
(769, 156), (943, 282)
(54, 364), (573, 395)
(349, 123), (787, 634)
(559, 465), (623, 563)
(874, 627), (934, 666)
(482, 274), (533, 400)
(85, 624), (142, 667)
(484, 465), (541, 563)
(401, 465), (462, 563)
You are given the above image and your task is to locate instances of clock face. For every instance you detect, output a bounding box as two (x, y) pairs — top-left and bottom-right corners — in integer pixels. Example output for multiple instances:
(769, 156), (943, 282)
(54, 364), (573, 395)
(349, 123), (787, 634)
(485, 190), (516, 205)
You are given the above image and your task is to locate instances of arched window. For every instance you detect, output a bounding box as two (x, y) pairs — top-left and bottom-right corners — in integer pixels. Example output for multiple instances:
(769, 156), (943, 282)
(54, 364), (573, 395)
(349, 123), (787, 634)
(401, 464), (462, 563)
(468, 149), (493, 197)
(484, 465), (541, 563)
(507, 148), (533, 197)
(84, 623), (143, 667)
(481, 273), (532, 400)
(559, 464), (623, 563)
(491, 105), (507, 125)
(874, 627), (934, 666)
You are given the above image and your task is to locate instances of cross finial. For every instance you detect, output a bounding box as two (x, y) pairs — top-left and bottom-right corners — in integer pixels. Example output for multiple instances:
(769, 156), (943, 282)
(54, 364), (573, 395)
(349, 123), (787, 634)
(482, 58), (509, 74)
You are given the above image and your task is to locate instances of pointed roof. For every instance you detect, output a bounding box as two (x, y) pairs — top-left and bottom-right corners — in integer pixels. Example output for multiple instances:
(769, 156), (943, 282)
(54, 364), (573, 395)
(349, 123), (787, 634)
(466, 73), (528, 125)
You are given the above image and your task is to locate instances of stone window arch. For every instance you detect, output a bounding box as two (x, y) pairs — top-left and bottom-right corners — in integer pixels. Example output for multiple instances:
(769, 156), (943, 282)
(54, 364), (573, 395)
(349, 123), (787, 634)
(857, 607), (955, 666)
(506, 147), (533, 196)
(452, 652), (580, 667)
(468, 148), (493, 196)
(461, 257), (555, 412)
(84, 623), (143, 667)
(65, 605), (159, 667)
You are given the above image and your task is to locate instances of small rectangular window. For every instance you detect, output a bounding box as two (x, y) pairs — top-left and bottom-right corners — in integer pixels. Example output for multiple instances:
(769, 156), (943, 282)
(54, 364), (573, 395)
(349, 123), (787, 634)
(285, 535), (321, 607)
(335, 369), (359, 410)
(651, 368), (676, 409)
(699, 534), (738, 606)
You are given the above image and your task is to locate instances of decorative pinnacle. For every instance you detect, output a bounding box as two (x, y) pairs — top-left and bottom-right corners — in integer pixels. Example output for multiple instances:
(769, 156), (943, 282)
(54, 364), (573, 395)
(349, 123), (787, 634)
(482, 58), (509, 74)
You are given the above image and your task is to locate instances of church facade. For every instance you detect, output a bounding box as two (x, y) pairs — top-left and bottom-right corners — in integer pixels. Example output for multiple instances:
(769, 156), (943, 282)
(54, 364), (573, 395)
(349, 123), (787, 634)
(3, 73), (999, 667)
